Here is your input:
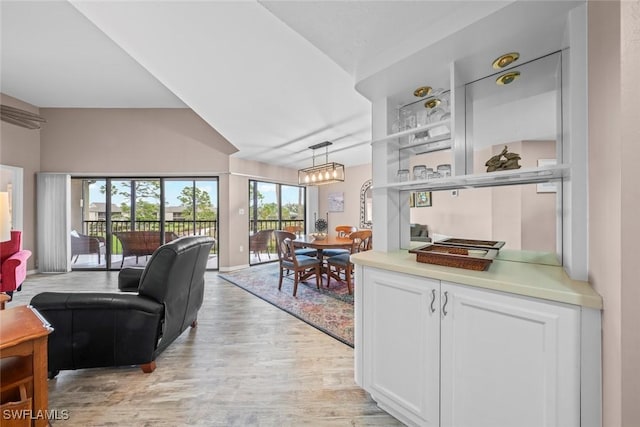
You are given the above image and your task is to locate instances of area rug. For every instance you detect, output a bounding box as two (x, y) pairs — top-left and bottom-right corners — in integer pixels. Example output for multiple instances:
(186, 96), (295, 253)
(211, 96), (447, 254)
(219, 264), (354, 347)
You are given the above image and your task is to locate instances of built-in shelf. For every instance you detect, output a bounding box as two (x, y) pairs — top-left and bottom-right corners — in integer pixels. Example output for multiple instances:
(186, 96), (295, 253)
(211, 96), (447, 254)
(374, 164), (569, 192)
(399, 134), (452, 154)
(370, 119), (451, 145)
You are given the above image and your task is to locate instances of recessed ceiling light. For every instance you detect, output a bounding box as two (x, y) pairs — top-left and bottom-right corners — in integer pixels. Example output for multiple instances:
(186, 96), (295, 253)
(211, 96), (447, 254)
(492, 52), (520, 69)
(424, 98), (441, 109)
(413, 86), (432, 98)
(496, 71), (521, 85)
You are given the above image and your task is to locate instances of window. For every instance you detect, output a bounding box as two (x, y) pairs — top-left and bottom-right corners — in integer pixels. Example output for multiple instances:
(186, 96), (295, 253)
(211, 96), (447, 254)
(71, 177), (218, 270)
(248, 180), (306, 265)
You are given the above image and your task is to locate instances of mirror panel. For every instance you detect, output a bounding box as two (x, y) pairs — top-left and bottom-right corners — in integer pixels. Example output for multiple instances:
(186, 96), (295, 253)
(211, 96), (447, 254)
(405, 183), (560, 265)
(400, 52), (564, 265)
(465, 52), (562, 175)
(360, 180), (372, 229)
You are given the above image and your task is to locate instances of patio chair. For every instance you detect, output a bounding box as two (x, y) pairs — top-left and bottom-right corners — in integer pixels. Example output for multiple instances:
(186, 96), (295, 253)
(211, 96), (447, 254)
(114, 231), (179, 267)
(249, 229), (274, 262)
(70, 230), (106, 264)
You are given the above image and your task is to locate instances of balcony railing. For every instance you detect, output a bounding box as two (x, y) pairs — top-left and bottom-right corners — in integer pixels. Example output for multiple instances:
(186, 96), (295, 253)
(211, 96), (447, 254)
(248, 219), (306, 264)
(81, 219), (305, 262)
(249, 219), (305, 234)
(82, 220), (218, 254)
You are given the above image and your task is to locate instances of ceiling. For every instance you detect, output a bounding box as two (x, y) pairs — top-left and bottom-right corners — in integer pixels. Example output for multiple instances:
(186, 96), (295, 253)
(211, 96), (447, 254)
(0, 0), (514, 169)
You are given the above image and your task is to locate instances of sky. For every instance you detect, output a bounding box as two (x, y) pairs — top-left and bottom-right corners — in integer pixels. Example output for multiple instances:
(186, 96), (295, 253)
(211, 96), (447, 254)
(256, 182), (302, 206)
(86, 179), (302, 208)
(88, 179), (219, 208)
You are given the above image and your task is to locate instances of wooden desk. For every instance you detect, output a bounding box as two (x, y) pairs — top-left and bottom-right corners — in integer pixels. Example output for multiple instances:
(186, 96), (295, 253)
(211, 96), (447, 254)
(0, 293), (10, 310)
(0, 305), (53, 427)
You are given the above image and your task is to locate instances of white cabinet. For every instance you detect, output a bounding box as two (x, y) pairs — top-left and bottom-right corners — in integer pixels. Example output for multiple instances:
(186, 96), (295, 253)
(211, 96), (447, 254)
(362, 268), (440, 426)
(357, 266), (583, 427)
(439, 281), (580, 427)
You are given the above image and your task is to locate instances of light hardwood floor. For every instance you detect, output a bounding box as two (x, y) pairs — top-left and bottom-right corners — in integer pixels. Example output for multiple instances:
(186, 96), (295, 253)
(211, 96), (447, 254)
(9, 271), (403, 426)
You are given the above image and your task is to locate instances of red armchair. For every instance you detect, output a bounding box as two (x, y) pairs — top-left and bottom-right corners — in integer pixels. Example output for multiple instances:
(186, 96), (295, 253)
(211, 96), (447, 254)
(0, 231), (32, 297)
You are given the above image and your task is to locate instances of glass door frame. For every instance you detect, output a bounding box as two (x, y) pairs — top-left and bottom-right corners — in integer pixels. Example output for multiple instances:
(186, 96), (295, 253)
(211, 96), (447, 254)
(248, 180), (307, 265)
(71, 176), (219, 271)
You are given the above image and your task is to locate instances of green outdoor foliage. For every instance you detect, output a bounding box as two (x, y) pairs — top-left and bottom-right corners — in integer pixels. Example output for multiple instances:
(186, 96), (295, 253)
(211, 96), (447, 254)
(178, 187), (216, 220)
(100, 180), (216, 222)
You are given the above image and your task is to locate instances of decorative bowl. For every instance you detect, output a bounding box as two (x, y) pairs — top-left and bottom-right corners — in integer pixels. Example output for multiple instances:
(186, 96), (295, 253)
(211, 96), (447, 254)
(310, 232), (327, 240)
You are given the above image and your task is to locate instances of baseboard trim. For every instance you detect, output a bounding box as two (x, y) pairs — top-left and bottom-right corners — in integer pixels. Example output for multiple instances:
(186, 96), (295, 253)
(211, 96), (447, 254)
(219, 264), (250, 273)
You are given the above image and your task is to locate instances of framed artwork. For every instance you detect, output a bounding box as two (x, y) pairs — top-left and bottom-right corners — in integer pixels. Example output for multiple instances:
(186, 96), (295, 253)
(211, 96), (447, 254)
(409, 192), (415, 208)
(415, 191), (432, 207)
(328, 192), (344, 212)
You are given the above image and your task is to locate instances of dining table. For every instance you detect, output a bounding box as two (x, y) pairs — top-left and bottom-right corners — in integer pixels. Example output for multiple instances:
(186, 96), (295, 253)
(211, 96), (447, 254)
(293, 234), (354, 284)
(293, 234), (354, 259)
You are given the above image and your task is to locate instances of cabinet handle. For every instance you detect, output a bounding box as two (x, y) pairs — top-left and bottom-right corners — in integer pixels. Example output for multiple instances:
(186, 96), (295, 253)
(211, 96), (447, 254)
(442, 291), (449, 317)
(430, 289), (436, 313)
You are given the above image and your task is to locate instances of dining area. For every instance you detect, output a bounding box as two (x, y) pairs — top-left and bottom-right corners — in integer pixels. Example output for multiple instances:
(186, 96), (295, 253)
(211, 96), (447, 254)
(277, 225), (372, 297)
(249, 225), (372, 297)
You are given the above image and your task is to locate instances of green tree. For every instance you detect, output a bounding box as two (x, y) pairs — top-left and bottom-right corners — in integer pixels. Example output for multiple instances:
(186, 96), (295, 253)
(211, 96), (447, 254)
(177, 187), (216, 220)
(134, 200), (160, 221)
(257, 202), (278, 220)
(282, 202), (301, 220)
(100, 181), (161, 222)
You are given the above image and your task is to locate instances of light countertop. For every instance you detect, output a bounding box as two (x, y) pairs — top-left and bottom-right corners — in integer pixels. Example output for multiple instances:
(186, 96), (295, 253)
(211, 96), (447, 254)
(351, 250), (602, 309)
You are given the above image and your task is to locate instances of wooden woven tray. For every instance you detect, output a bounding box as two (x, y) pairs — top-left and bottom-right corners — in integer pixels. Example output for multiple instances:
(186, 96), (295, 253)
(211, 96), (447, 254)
(437, 238), (505, 250)
(409, 244), (498, 271)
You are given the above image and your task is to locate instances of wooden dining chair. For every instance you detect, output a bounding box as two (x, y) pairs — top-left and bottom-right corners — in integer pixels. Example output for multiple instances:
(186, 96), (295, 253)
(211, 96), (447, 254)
(335, 225), (357, 237)
(322, 225), (357, 258)
(280, 227), (317, 257)
(326, 229), (372, 294)
(274, 230), (322, 297)
(283, 225), (302, 235)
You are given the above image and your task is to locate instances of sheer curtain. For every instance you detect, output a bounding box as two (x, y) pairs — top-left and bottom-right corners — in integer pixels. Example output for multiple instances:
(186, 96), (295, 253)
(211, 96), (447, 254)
(37, 173), (71, 272)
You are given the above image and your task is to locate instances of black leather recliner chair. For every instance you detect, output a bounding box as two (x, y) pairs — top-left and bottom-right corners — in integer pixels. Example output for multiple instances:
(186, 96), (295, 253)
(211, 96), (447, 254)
(30, 235), (214, 377)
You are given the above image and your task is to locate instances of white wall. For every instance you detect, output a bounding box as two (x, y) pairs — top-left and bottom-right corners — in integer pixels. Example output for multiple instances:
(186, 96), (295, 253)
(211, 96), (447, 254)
(0, 93), (41, 270)
(37, 107), (299, 271)
(589, 2), (640, 425)
(317, 163), (372, 231)
(223, 157), (299, 270)
(620, 2), (640, 424)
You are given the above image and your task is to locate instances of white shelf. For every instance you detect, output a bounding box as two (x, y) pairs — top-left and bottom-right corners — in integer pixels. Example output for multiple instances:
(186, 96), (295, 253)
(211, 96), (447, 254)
(399, 135), (452, 154)
(370, 119), (451, 145)
(374, 164), (570, 192)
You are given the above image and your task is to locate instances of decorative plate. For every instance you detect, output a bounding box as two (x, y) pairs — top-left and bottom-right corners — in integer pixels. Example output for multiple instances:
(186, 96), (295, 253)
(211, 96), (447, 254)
(315, 218), (328, 233)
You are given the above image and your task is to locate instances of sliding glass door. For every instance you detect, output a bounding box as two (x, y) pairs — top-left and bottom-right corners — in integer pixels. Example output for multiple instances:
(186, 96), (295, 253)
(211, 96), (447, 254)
(164, 179), (218, 264)
(71, 177), (218, 270)
(248, 180), (306, 265)
(70, 178), (107, 268)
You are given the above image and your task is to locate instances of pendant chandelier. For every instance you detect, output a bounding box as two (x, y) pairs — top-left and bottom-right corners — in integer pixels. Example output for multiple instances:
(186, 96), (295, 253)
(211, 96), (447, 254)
(298, 141), (345, 186)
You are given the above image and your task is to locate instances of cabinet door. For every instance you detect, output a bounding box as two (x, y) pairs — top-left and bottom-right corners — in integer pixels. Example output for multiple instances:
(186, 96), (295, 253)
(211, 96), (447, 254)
(440, 281), (581, 427)
(362, 267), (440, 426)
